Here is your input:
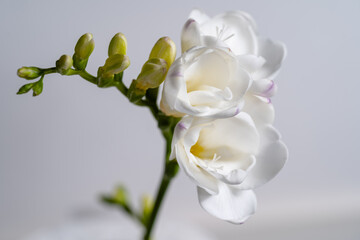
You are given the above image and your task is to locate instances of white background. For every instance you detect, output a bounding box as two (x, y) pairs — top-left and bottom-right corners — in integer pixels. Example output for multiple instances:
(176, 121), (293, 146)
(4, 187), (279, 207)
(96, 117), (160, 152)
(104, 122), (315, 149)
(1, 0), (360, 239)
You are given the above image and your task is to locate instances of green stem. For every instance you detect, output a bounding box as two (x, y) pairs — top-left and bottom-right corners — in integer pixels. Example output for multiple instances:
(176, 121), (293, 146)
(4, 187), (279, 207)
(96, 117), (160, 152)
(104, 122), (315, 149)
(114, 72), (129, 96)
(67, 69), (97, 84)
(101, 195), (143, 224)
(26, 64), (181, 240)
(143, 140), (178, 240)
(78, 70), (97, 84)
(42, 67), (57, 75)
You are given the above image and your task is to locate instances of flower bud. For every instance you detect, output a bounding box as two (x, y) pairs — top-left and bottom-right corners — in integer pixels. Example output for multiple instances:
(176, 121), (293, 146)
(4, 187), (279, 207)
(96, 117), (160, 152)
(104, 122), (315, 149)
(141, 194), (154, 225)
(17, 67), (41, 80)
(17, 82), (34, 95)
(149, 37), (176, 68)
(108, 33), (127, 57)
(73, 33), (95, 70)
(114, 186), (128, 206)
(56, 55), (73, 75)
(97, 54), (130, 88)
(135, 58), (168, 90)
(102, 54), (130, 77)
(32, 79), (43, 96)
(74, 33), (95, 60)
(127, 79), (147, 103)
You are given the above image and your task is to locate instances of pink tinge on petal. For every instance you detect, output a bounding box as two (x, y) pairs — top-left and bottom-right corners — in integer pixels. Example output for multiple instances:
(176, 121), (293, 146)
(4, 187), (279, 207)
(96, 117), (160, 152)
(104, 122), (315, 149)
(184, 18), (196, 28)
(263, 80), (274, 94)
(178, 122), (187, 130)
(170, 71), (184, 78)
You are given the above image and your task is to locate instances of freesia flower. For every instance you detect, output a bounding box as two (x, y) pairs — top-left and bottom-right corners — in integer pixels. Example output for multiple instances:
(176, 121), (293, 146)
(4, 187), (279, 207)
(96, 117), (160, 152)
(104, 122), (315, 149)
(160, 10), (286, 119)
(182, 9), (286, 99)
(171, 112), (288, 223)
(164, 10), (288, 223)
(160, 46), (252, 118)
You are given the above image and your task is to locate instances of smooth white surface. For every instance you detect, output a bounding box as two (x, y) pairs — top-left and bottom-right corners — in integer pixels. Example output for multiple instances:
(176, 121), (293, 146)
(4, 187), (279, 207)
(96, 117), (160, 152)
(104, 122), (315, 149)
(1, 0), (360, 239)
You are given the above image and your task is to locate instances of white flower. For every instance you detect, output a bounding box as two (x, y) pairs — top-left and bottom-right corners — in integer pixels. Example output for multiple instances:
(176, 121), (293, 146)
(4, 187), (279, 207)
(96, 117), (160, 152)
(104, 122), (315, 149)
(164, 9), (288, 223)
(182, 9), (286, 109)
(171, 113), (288, 223)
(160, 9), (286, 119)
(160, 46), (252, 118)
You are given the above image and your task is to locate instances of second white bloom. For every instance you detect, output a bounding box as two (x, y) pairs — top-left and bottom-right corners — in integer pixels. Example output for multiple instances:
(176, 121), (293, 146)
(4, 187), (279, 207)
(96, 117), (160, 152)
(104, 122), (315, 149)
(171, 113), (287, 223)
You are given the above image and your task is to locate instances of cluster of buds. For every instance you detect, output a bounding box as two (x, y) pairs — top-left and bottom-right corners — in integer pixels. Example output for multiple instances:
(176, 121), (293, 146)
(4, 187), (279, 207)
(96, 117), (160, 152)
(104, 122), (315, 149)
(17, 32), (176, 102)
(16, 67), (43, 96)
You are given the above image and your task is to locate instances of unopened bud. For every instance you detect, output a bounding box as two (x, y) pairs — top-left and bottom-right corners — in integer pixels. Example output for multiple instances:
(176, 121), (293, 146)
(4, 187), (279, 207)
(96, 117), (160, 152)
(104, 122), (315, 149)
(114, 186), (128, 206)
(32, 79), (43, 96)
(73, 33), (95, 70)
(136, 58), (168, 90)
(17, 67), (41, 80)
(17, 82), (34, 95)
(108, 33), (127, 57)
(97, 54), (130, 88)
(102, 54), (130, 77)
(149, 37), (176, 68)
(127, 79), (146, 102)
(56, 55), (73, 75)
(141, 194), (154, 225)
(74, 33), (95, 60)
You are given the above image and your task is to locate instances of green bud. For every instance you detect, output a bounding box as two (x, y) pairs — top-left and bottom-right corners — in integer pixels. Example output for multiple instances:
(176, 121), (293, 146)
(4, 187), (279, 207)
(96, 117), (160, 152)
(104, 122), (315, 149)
(74, 33), (95, 60)
(73, 33), (95, 70)
(141, 194), (154, 225)
(56, 55), (73, 75)
(97, 67), (113, 88)
(108, 33), (127, 57)
(32, 78), (43, 96)
(17, 82), (34, 95)
(114, 185), (128, 206)
(136, 58), (168, 90)
(127, 79), (146, 103)
(102, 54), (130, 76)
(149, 37), (176, 68)
(97, 54), (130, 88)
(99, 54), (130, 78)
(17, 67), (41, 80)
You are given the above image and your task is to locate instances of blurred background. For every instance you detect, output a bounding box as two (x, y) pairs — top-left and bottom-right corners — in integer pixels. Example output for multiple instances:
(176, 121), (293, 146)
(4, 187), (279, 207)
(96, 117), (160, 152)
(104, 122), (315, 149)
(1, 0), (360, 239)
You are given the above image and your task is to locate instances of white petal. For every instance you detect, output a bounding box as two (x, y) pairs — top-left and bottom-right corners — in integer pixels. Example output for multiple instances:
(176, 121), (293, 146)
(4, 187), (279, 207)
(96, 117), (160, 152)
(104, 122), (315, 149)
(243, 94), (275, 126)
(204, 155), (256, 185)
(196, 112), (259, 155)
(170, 117), (194, 160)
(160, 60), (189, 117)
(237, 55), (266, 73)
(238, 125), (288, 189)
(198, 183), (257, 224)
(187, 87), (232, 107)
(252, 38), (287, 80)
(181, 19), (203, 53)
(176, 143), (219, 193)
(188, 9), (210, 24)
(199, 12), (258, 55)
(250, 78), (278, 98)
(225, 11), (258, 32)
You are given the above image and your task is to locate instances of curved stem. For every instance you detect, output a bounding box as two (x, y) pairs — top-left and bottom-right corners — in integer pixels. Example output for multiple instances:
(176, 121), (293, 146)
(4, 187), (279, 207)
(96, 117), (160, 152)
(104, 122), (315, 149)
(24, 64), (181, 240)
(78, 70), (97, 84)
(143, 140), (178, 240)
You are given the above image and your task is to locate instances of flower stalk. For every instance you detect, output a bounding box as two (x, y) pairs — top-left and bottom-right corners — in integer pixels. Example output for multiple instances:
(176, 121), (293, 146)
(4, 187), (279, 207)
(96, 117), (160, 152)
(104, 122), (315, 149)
(16, 33), (179, 240)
